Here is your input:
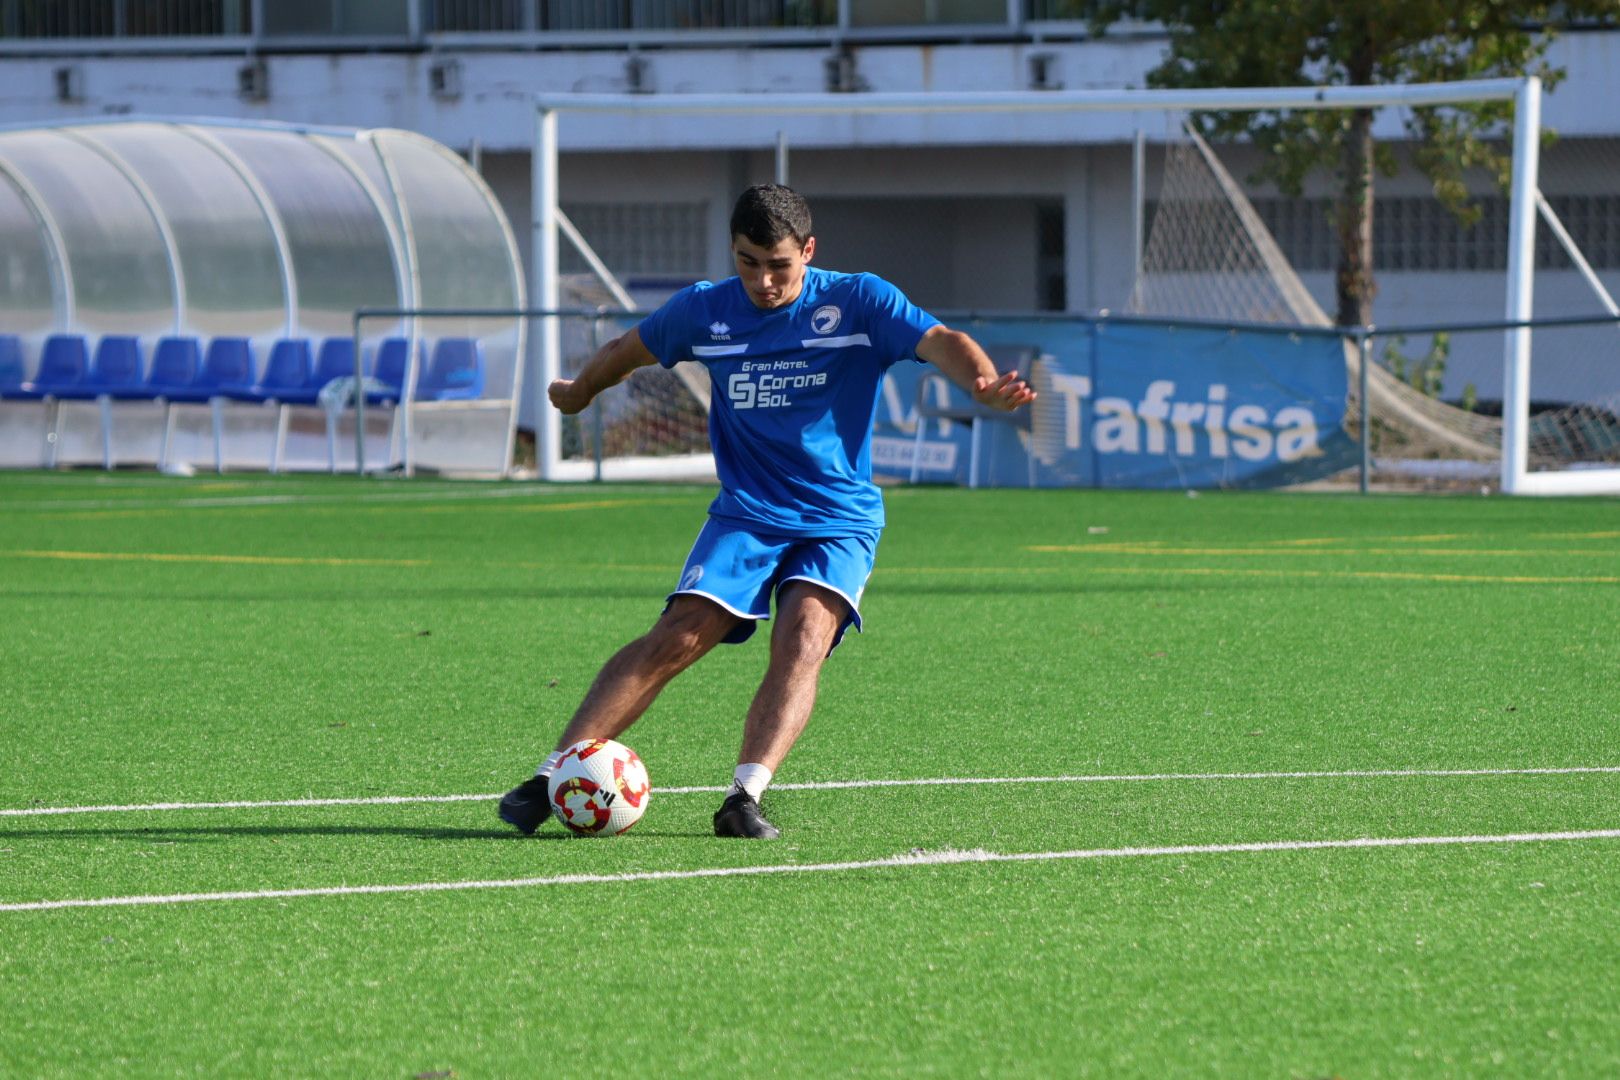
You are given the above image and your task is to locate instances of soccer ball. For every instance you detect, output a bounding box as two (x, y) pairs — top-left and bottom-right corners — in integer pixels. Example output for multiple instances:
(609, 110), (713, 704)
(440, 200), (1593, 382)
(548, 739), (651, 836)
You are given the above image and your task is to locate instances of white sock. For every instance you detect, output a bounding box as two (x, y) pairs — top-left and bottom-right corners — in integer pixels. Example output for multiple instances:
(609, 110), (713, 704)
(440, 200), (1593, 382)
(536, 750), (563, 780)
(729, 763), (773, 801)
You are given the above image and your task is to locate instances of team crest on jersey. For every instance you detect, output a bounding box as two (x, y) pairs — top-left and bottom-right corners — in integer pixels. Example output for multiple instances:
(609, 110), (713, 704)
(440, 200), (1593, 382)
(708, 321), (731, 339)
(810, 306), (841, 335)
(680, 564), (704, 590)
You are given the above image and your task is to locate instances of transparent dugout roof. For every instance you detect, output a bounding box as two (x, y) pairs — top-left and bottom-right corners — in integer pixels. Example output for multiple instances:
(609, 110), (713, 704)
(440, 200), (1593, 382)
(0, 117), (523, 368)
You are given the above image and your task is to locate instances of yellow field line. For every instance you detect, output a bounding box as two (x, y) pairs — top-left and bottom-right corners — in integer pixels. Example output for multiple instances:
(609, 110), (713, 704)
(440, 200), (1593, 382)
(1259, 533), (1465, 546)
(446, 496), (693, 514)
(33, 495), (697, 521)
(1027, 544), (1617, 558)
(878, 563), (1616, 584)
(1533, 530), (1620, 540)
(1088, 565), (1620, 585)
(3, 549), (428, 568)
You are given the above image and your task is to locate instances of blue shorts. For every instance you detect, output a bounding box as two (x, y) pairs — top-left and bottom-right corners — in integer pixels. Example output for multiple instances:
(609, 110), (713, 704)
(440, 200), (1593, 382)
(667, 519), (879, 651)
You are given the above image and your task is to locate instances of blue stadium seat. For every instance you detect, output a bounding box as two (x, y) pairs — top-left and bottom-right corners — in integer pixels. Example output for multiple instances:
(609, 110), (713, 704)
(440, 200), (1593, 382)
(85, 336), (148, 399)
(30, 334), (92, 398)
(418, 338), (485, 401)
(75, 336), (152, 469)
(25, 336), (92, 465)
(147, 336), (205, 399)
(368, 336), (430, 404)
(371, 336), (411, 398)
(195, 337), (256, 398)
(312, 337), (358, 391)
(248, 339), (314, 472)
(254, 339), (314, 403)
(308, 337), (367, 473)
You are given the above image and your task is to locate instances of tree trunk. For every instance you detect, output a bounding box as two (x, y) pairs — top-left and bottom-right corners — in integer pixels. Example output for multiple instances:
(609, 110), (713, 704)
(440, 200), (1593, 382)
(1335, 106), (1377, 327)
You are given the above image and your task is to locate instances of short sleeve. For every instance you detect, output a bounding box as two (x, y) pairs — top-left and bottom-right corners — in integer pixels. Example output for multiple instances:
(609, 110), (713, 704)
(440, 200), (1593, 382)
(637, 282), (714, 368)
(856, 273), (940, 368)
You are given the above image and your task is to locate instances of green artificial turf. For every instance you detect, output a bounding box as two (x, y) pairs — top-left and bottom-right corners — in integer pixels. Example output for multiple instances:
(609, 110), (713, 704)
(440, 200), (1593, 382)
(1, 472), (1617, 1077)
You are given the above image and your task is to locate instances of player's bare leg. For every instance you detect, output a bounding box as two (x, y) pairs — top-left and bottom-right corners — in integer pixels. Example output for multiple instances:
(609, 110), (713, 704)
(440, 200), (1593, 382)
(499, 595), (739, 834)
(555, 595), (740, 748)
(715, 581), (847, 839)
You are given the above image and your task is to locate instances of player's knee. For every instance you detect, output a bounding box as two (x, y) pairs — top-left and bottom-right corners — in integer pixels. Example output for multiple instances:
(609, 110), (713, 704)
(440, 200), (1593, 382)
(772, 606), (840, 666)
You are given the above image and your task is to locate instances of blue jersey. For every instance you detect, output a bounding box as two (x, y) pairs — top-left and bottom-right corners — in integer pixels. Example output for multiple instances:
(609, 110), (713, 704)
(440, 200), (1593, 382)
(638, 266), (940, 537)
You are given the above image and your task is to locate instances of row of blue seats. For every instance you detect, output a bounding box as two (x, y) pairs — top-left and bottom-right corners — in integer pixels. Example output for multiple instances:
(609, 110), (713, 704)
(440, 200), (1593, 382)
(0, 333), (485, 405)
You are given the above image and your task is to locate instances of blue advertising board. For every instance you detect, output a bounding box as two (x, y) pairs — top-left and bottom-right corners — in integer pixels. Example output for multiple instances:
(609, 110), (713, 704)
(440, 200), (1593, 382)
(872, 317), (1358, 489)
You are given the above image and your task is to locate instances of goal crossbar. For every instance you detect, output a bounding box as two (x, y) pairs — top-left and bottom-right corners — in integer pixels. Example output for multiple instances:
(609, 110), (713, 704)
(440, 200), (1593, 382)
(529, 77), (1602, 494)
(534, 80), (1525, 115)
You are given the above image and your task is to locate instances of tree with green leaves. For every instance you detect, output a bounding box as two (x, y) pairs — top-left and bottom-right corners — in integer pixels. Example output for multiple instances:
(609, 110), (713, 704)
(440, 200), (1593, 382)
(1085, 1), (1620, 326)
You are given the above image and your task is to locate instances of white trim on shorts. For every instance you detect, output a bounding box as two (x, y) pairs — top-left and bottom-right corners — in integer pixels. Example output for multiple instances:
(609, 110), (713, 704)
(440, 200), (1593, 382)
(778, 574), (864, 630)
(667, 588), (770, 623)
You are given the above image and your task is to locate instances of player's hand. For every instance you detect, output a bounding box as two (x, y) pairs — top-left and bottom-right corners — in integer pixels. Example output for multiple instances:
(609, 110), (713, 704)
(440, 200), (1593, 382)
(972, 372), (1037, 412)
(549, 378), (591, 415)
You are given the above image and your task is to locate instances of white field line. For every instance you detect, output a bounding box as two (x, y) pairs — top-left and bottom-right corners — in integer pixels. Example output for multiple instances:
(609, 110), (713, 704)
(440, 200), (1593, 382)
(4, 765), (1619, 819)
(4, 828), (1619, 913)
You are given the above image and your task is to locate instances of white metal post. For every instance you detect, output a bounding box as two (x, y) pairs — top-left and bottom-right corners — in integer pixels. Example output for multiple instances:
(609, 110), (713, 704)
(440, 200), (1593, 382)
(775, 131), (789, 185)
(534, 107), (562, 479)
(1500, 76), (1540, 495)
(1131, 127), (1145, 288)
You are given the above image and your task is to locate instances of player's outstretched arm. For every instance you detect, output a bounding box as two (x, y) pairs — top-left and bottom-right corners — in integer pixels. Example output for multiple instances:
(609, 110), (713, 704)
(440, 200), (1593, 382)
(549, 327), (660, 415)
(915, 325), (1037, 412)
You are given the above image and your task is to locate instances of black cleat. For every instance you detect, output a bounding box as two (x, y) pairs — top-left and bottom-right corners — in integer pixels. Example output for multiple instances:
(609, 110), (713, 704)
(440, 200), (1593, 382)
(713, 790), (780, 839)
(498, 774), (553, 834)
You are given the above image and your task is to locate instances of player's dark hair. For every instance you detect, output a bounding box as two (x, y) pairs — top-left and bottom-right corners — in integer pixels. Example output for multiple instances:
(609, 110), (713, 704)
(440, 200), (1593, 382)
(730, 184), (813, 249)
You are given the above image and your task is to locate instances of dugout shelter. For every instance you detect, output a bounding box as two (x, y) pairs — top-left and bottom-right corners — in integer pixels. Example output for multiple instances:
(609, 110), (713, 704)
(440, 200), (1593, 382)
(0, 117), (524, 475)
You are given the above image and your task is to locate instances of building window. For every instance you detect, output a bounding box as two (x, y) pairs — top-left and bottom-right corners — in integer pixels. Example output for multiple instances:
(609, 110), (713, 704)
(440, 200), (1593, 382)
(559, 202), (709, 277)
(1244, 194), (1620, 273)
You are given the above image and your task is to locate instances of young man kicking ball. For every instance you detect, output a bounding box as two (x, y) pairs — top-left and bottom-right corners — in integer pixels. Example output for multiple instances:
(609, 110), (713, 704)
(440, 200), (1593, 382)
(500, 184), (1035, 839)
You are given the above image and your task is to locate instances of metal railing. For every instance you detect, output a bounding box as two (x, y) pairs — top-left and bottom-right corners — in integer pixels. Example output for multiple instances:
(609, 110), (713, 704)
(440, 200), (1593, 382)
(1, 0), (1101, 50)
(1, 0), (252, 38)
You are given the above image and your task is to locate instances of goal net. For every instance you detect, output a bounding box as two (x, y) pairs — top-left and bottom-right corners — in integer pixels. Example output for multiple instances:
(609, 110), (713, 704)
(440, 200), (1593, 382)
(1133, 118), (1620, 491)
(552, 274), (712, 480)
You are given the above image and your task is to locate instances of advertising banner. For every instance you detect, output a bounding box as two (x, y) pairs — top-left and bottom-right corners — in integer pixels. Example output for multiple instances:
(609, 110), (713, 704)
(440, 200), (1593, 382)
(872, 317), (1358, 489)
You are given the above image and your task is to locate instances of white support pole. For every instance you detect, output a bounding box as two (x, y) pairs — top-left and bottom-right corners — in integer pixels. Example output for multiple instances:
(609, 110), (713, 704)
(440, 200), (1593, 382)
(775, 131), (789, 185)
(1537, 192), (1620, 318)
(556, 208), (636, 310)
(1500, 76), (1541, 495)
(1131, 127), (1145, 288)
(533, 107), (562, 480)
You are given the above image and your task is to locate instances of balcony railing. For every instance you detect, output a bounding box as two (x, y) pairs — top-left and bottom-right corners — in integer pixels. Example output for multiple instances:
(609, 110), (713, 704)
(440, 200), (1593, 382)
(0, 0), (1098, 51)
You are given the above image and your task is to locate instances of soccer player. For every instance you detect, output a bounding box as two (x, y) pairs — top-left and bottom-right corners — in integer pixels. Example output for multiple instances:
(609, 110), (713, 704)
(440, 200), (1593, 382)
(499, 184), (1035, 839)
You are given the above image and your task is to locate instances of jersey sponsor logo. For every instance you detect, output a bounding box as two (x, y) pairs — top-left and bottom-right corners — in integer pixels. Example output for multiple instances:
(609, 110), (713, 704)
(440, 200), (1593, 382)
(810, 305), (842, 335)
(708, 321), (732, 339)
(726, 359), (828, 409)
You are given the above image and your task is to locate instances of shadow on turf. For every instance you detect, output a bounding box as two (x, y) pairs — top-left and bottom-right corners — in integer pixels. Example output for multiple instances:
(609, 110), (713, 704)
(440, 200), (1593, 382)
(0, 825), (715, 842)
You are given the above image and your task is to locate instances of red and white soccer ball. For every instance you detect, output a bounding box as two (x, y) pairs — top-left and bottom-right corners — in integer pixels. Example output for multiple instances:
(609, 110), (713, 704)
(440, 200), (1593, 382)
(548, 739), (651, 836)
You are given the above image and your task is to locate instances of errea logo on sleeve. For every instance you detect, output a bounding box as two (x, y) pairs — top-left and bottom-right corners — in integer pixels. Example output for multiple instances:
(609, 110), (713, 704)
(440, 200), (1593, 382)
(708, 322), (731, 339)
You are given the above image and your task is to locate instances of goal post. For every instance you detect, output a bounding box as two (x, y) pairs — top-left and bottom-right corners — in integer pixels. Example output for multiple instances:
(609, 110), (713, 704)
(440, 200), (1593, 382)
(531, 76), (1617, 494)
